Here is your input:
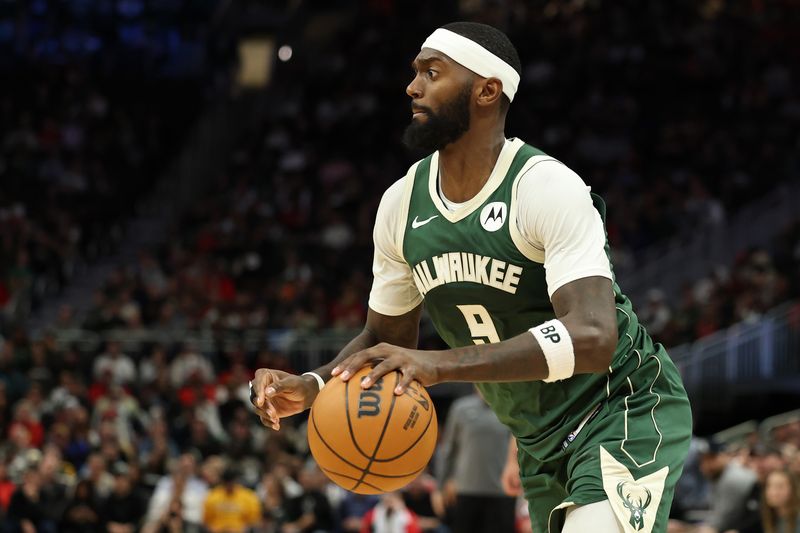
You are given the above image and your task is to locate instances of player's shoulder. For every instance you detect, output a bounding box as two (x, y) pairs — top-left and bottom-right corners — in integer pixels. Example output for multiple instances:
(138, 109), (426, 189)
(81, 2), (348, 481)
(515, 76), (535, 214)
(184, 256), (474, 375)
(378, 175), (408, 212)
(517, 150), (589, 193)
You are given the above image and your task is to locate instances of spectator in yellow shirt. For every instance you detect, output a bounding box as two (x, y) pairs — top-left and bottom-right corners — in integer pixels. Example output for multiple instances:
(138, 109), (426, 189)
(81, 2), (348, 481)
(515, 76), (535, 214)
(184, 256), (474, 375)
(203, 467), (262, 533)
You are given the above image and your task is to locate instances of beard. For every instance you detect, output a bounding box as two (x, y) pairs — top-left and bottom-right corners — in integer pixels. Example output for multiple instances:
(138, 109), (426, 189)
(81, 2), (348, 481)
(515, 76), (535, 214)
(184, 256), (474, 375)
(402, 83), (472, 154)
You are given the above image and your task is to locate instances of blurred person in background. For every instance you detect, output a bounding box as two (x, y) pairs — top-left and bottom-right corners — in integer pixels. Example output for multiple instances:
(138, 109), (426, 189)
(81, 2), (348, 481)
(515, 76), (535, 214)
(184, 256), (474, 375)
(202, 466), (261, 533)
(437, 389), (515, 532)
(92, 341), (136, 386)
(142, 452), (208, 532)
(139, 416), (179, 480)
(144, 496), (192, 533)
(339, 491), (380, 532)
(92, 383), (146, 459)
(7, 466), (57, 533)
(670, 436), (713, 523)
(170, 343), (214, 388)
(0, 460), (14, 516)
(360, 491), (422, 533)
(99, 462), (145, 533)
(282, 462), (335, 533)
(257, 470), (292, 533)
(762, 469), (800, 533)
(36, 445), (71, 526)
(80, 452), (114, 499)
(200, 455), (227, 488)
(402, 473), (446, 533)
(59, 478), (101, 533)
(669, 438), (760, 533)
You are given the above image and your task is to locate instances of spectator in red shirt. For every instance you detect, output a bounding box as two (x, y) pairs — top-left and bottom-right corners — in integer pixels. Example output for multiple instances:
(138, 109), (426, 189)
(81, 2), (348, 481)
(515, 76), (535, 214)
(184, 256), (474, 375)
(0, 460), (15, 513)
(361, 492), (422, 533)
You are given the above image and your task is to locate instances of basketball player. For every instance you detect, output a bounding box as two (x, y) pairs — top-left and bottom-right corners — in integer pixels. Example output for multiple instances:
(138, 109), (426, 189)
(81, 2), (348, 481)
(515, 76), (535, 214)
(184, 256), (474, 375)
(251, 22), (692, 533)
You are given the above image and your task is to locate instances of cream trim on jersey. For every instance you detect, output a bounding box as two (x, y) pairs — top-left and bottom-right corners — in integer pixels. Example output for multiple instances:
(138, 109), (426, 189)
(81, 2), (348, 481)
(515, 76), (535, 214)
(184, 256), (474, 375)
(548, 501), (577, 533)
(508, 155), (561, 264)
(620, 355), (664, 468)
(367, 162), (425, 317)
(396, 160), (420, 264)
(428, 137), (524, 223)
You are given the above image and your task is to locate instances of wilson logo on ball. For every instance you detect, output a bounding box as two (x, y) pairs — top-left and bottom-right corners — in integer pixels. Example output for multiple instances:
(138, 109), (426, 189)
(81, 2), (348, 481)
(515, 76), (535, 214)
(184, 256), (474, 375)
(357, 376), (383, 417)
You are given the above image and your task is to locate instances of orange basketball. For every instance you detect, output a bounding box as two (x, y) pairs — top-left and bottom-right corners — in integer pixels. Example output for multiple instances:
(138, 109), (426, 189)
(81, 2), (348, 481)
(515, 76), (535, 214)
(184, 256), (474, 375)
(307, 366), (438, 494)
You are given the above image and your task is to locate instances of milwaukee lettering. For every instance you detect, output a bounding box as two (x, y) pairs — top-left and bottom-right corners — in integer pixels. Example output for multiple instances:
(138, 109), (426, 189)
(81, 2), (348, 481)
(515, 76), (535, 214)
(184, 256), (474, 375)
(411, 253), (522, 296)
(357, 376), (383, 417)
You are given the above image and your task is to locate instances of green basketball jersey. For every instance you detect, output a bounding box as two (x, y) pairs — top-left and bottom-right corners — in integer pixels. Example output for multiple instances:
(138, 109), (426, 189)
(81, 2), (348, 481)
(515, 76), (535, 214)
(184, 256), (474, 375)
(400, 139), (674, 463)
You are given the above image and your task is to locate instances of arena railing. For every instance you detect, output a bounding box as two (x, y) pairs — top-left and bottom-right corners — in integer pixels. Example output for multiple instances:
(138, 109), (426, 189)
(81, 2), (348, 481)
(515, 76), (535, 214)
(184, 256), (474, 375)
(616, 178), (800, 305)
(669, 301), (800, 413)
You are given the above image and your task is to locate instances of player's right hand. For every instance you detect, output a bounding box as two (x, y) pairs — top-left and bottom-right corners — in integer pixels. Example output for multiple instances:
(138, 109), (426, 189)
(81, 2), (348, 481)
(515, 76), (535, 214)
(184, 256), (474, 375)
(250, 369), (319, 430)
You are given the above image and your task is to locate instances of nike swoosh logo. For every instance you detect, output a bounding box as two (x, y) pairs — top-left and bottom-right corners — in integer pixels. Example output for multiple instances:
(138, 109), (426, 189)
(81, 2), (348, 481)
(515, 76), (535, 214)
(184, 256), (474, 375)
(411, 215), (438, 229)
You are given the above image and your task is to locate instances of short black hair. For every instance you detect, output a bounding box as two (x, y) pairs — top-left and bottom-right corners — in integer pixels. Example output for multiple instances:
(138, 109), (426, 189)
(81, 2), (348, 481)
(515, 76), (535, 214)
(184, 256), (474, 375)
(441, 22), (522, 76)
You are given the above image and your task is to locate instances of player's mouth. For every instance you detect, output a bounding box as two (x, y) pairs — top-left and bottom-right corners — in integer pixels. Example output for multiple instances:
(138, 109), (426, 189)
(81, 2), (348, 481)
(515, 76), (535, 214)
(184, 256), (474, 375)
(411, 106), (431, 119)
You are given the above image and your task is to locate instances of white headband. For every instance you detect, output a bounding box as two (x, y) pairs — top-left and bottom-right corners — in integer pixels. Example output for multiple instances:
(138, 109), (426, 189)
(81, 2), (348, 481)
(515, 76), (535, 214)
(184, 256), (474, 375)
(421, 28), (520, 102)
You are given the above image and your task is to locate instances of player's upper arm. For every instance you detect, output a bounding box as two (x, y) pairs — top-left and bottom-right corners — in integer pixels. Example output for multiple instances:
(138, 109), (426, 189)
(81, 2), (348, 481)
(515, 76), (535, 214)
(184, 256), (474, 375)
(517, 160), (617, 371)
(368, 177), (423, 316)
(516, 160), (612, 298)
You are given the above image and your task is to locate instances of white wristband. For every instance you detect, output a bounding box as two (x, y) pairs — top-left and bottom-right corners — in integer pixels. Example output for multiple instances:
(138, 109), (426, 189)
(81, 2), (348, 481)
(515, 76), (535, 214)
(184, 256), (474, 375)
(302, 371), (325, 391)
(530, 319), (575, 382)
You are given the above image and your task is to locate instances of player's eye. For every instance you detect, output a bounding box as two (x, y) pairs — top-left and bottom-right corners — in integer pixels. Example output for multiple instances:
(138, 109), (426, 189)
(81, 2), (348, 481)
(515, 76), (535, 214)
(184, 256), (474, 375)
(426, 69), (436, 79)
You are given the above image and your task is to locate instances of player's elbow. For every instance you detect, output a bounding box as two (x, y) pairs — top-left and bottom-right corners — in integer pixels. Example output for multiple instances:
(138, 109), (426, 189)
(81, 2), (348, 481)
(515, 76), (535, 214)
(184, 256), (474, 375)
(575, 320), (618, 373)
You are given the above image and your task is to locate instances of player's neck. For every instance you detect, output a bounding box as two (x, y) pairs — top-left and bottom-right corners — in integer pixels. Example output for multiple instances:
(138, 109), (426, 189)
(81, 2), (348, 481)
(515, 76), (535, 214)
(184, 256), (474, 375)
(438, 126), (506, 203)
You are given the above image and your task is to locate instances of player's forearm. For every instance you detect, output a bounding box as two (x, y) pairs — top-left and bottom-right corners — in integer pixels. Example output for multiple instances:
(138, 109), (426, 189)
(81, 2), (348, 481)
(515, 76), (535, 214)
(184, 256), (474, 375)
(436, 317), (615, 383)
(436, 331), (548, 382)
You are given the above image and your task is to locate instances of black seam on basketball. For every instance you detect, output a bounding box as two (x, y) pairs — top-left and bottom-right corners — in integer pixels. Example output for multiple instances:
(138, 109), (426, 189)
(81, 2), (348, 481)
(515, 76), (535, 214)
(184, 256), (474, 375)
(352, 371), (399, 491)
(371, 401), (435, 462)
(318, 466), (384, 492)
(310, 407), (370, 473)
(344, 377), (373, 460)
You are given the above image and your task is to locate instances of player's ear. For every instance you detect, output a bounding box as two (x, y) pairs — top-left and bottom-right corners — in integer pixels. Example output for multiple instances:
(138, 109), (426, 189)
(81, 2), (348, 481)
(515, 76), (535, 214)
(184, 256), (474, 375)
(476, 78), (504, 109)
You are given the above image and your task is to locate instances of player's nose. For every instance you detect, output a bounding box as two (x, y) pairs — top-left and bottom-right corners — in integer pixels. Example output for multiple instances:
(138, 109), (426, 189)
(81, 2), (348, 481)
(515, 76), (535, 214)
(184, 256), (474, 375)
(406, 76), (422, 98)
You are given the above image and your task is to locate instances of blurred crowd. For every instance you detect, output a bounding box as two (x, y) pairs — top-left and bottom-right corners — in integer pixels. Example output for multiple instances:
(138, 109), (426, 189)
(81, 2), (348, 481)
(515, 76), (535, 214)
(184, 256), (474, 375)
(0, 64), (200, 327)
(639, 220), (800, 347)
(0, 0), (214, 329)
(668, 421), (800, 533)
(60, 0), (800, 334)
(3, 0), (799, 337)
(0, 322), (456, 532)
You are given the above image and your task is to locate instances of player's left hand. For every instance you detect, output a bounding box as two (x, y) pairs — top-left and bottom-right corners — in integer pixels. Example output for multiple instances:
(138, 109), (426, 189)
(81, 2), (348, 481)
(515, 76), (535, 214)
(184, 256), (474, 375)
(331, 343), (439, 394)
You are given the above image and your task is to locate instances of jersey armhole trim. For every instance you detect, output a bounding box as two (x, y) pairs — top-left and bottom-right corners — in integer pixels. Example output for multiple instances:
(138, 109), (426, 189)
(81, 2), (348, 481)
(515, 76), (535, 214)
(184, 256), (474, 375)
(396, 160), (421, 264)
(509, 156), (561, 264)
(547, 267), (615, 298)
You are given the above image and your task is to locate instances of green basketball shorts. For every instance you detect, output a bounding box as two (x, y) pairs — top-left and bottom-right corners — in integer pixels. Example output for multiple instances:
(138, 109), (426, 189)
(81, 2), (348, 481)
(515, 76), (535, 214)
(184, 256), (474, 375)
(518, 350), (692, 533)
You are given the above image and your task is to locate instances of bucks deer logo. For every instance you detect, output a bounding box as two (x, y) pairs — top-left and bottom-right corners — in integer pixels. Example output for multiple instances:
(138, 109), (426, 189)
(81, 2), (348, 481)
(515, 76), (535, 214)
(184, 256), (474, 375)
(616, 481), (652, 530)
